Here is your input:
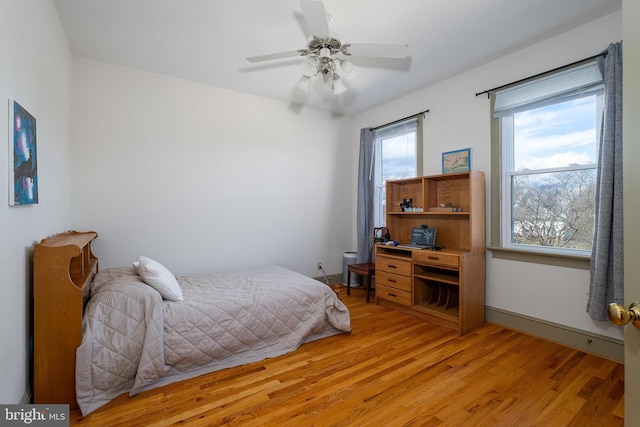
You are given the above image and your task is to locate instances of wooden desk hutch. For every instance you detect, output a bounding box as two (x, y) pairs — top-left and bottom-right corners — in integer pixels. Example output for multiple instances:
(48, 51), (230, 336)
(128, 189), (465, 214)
(375, 171), (485, 335)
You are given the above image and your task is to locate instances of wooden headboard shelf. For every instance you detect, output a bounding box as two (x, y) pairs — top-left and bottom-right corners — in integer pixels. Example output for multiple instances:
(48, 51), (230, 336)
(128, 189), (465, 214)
(33, 230), (98, 408)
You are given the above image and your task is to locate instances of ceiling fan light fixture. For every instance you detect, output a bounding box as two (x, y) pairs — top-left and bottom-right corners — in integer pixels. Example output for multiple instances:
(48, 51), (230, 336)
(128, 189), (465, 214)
(321, 72), (346, 94)
(247, 1), (408, 96)
(296, 75), (313, 92)
(332, 77), (347, 94)
(336, 59), (357, 80)
(300, 57), (318, 77)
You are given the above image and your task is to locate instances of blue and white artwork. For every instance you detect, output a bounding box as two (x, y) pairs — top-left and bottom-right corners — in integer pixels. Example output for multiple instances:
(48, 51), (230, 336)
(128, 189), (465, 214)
(9, 99), (38, 205)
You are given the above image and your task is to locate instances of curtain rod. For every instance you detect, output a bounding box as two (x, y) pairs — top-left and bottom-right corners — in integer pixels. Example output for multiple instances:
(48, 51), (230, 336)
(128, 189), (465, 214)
(474, 51), (606, 98)
(373, 109), (430, 130)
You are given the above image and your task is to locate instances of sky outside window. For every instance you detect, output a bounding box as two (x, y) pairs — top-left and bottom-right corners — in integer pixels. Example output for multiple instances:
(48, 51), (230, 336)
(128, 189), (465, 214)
(381, 133), (417, 180)
(513, 96), (598, 170)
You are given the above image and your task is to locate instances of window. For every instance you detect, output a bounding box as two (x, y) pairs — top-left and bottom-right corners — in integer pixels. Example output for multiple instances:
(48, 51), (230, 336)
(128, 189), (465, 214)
(373, 117), (423, 226)
(491, 61), (603, 265)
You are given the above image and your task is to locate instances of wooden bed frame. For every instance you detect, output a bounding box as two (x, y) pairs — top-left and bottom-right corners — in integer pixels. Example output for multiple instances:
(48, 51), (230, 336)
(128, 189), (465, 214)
(33, 230), (98, 409)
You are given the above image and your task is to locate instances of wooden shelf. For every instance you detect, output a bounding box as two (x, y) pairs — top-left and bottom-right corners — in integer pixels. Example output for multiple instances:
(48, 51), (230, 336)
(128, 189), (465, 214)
(388, 212), (470, 216)
(415, 273), (459, 286)
(413, 301), (459, 320)
(39, 231), (97, 248)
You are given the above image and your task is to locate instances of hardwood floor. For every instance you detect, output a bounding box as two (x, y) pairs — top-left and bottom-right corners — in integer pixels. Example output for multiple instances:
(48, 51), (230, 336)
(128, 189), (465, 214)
(70, 286), (624, 426)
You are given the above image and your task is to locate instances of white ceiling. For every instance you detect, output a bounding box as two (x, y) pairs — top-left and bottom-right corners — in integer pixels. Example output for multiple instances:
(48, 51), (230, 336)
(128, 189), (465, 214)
(52, 0), (621, 115)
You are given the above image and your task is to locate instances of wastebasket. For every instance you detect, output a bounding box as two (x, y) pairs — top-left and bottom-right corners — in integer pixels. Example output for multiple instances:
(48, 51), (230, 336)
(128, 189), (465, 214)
(342, 251), (360, 286)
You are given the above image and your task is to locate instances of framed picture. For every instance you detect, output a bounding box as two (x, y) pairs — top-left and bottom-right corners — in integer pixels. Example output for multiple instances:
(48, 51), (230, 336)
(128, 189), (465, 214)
(442, 148), (471, 174)
(8, 99), (38, 205)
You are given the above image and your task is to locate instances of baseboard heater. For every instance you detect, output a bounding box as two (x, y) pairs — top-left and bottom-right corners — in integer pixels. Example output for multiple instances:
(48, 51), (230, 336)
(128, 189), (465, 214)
(485, 306), (624, 363)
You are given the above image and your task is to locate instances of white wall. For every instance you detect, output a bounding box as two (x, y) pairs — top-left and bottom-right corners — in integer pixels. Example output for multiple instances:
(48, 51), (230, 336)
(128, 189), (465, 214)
(352, 11), (623, 339)
(70, 58), (353, 278)
(0, 0), (72, 403)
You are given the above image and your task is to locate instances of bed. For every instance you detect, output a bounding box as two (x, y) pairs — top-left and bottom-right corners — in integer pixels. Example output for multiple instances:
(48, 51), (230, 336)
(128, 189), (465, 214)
(32, 232), (351, 416)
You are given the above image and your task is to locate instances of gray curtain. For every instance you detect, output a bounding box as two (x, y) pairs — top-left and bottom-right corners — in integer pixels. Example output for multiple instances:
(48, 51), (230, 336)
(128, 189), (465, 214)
(357, 128), (375, 264)
(587, 42), (624, 321)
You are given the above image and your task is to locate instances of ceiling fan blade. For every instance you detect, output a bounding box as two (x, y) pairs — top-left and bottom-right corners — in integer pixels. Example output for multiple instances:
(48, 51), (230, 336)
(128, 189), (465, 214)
(246, 50), (302, 63)
(300, 0), (330, 39)
(345, 43), (409, 59)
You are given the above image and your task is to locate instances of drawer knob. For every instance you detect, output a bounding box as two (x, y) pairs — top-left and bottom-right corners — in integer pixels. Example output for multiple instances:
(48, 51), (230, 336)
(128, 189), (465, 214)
(388, 265), (397, 269)
(389, 293), (397, 297)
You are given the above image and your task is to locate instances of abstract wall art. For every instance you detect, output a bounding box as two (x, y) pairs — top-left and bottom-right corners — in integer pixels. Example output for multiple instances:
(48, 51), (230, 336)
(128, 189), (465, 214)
(9, 99), (38, 205)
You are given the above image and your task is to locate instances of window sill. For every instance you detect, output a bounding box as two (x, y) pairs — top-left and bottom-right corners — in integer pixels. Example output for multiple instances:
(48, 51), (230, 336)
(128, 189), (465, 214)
(487, 246), (590, 270)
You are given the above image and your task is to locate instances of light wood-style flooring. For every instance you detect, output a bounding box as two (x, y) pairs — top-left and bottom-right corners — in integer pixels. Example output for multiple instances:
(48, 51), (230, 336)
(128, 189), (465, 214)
(70, 286), (624, 426)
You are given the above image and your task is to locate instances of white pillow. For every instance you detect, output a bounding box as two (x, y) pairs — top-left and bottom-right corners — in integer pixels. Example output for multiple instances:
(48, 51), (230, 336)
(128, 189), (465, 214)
(133, 256), (184, 301)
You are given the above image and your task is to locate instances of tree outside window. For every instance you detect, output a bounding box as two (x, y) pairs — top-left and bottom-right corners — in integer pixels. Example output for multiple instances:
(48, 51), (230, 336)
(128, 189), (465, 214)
(502, 93), (601, 254)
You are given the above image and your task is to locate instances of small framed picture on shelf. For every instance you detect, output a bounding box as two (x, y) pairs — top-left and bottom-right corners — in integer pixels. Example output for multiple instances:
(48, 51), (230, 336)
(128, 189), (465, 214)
(442, 148), (471, 174)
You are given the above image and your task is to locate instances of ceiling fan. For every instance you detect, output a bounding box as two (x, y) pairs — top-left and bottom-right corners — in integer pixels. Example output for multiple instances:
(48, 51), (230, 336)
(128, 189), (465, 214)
(246, 0), (409, 95)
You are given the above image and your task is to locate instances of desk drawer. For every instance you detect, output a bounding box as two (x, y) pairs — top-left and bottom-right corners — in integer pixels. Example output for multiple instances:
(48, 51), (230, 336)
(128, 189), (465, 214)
(376, 285), (411, 307)
(376, 257), (412, 276)
(413, 252), (459, 268)
(376, 271), (411, 292)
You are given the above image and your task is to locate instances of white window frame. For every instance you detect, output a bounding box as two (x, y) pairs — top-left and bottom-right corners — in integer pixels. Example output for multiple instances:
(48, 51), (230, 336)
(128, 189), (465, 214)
(499, 107), (600, 257)
(372, 116), (423, 227)
(489, 60), (603, 268)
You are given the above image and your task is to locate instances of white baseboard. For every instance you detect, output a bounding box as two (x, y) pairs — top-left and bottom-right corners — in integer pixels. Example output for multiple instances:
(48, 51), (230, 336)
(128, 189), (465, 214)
(485, 306), (624, 363)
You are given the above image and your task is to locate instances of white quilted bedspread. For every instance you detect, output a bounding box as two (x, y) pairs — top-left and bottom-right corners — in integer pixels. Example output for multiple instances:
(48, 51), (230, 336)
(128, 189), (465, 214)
(75, 265), (350, 415)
